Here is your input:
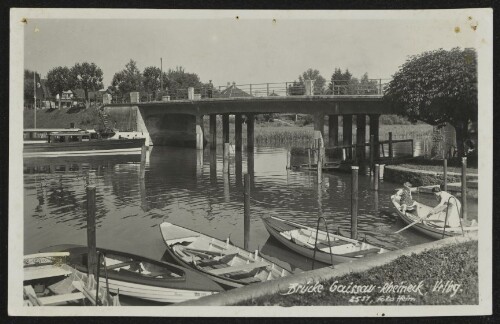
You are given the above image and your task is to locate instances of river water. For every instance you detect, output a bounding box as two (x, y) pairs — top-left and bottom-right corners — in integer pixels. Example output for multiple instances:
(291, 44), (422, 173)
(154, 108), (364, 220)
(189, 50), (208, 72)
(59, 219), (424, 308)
(23, 144), (478, 304)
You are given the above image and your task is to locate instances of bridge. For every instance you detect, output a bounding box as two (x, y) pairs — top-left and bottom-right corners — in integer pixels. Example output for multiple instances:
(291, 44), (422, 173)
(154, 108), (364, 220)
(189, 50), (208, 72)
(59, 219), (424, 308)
(102, 80), (395, 159)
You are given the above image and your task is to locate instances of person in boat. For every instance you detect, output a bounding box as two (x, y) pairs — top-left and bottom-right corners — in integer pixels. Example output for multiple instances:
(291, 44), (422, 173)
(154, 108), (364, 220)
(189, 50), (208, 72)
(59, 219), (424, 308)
(395, 182), (416, 213)
(425, 187), (461, 227)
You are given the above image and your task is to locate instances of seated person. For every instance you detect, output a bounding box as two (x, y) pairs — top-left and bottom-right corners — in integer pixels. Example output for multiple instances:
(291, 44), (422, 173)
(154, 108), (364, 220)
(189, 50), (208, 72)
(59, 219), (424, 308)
(395, 182), (417, 213)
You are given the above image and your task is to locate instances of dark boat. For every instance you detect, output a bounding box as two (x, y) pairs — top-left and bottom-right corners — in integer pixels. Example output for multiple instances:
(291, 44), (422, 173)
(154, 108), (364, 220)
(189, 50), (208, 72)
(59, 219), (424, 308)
(159, 222), (291, 290)
(24, 130), (145, 158)
(262, 216), (388, 264)
(40, 245), (224, 304)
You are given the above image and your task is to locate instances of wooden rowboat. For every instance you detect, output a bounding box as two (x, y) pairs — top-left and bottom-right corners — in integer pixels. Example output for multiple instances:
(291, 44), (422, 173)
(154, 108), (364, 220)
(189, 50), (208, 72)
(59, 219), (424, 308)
(40, 245), (224, 304)
(24, 252), (120, 306)
(159, 222), (291, 290)
(262, 216), (388, 264)
(391, 195), (478, 240)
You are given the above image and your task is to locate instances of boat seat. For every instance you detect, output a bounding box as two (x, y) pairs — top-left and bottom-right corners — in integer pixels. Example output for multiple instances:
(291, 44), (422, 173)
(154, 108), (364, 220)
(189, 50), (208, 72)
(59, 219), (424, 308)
(209, 261), (269, 275)
(38, 292), (86, 306)
(106, 261), (135, 270)
(340, 248), (381, 257)
(316, 240), (349, 249)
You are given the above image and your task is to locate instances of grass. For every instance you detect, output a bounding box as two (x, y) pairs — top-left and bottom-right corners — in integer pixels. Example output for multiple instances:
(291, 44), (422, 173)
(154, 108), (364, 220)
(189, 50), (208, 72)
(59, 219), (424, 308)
(236, 241), (478, 306)
(398, 163), (477, 174)
(24, 106), (102, 130)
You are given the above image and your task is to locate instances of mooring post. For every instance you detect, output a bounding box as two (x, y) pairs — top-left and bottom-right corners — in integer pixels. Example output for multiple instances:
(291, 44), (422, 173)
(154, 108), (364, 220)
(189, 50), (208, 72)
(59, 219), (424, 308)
(86, 186), (97, 276)
(351, 166), (359, 240)
(379, 164), (385, 180)
(223, 143), (230, 174)
(317, 139), (322, 184)
(286, 150), (291, 170)
(443, 158), (448, 191)
(374, 164), (379, 191)
(462, 157), (468, 221)
(243, 173), (250, 250)
(388, 132), (393, 159)
(369, 134), (375, 175)
(307, 148), (312, 169)
(140, 145), (146, 179)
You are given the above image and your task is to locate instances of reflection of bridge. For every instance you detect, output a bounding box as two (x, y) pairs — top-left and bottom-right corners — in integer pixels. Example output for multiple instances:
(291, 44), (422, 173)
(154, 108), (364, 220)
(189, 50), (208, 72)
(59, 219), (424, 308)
(103, 80), (394, 160)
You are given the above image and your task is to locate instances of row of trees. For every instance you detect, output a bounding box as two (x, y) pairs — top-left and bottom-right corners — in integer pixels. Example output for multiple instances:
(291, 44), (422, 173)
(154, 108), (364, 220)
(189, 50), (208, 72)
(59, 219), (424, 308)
(288, 68), (379, 95)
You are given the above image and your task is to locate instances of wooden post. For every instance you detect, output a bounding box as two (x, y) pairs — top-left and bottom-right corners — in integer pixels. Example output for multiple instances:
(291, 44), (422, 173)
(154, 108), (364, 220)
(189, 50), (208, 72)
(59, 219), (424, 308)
(249, 84), (252, 96)
(286, 150), (291, 170)
(356, 115), (366, 161)
(317, 139), (322, 184)
(210, 114), (217, 149)
(140, 145), (146, 179)
(411, 139), (414, 157)
(266, 83), (270, 96)
(369, 114), (380, 160)
(351, 166), (359, 240)
(196, 116), (204, 150)
(222, 114), (230, 144)
(388, 132), (393, 159)
(86, 186), (97, 276)
(443, 159), (448, 191)
(462, 157), (468, 221)
(223, 143), (230, 174)
(235, 114), (242, 151)
(246, 114), (254, 150)
(244, 173), (251, 250)
(374, 164), (379, 191)
(307, 148), (312, 169)
(369, 134), (374, 175)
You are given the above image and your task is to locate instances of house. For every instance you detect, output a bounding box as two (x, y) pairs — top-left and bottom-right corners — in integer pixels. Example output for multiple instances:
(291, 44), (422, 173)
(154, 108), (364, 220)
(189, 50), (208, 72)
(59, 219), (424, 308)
(216, 82), (253, 98)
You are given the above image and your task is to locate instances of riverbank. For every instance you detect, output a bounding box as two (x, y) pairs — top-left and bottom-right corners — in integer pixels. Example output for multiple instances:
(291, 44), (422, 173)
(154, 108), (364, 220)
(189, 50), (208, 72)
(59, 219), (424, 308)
(177, 234), (477, 306)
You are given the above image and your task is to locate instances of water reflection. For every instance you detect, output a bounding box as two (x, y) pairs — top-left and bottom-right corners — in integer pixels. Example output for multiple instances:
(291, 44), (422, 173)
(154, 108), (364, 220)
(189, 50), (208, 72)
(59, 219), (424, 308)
(24, 145), (478, 274)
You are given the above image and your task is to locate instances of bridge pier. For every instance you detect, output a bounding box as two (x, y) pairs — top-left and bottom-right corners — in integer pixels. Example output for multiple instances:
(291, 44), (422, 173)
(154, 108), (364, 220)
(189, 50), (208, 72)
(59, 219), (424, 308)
(235, 114), (243, 151)
(369, 114), (380, 160)
(246, 113), (254, 151)
(196, 115), (204, 150)
(222, 114), (230, 144)
(313, 113), (325, 137)
(328, 115), (339, 147)
(210, 114), (217, 149)
(343, 115), (353, 159)
(356, 114), (366, 161)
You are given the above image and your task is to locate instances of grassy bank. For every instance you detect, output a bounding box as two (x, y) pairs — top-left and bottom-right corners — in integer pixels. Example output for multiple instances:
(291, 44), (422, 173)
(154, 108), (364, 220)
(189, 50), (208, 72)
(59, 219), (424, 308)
(237, 241), (478, 306)
(398, 163), (477, 174)
(24, 107), (101, 129)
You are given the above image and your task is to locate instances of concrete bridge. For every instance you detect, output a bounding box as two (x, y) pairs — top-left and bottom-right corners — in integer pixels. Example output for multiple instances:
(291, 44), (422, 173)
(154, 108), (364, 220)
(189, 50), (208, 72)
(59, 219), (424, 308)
(102, 80), (395, 160)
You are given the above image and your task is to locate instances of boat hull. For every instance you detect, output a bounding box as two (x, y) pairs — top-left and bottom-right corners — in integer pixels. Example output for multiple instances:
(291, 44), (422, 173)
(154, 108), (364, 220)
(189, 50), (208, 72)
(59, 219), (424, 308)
(24, 138), (145, 158)
(159, 222), (291, 290)
(262, 219), (353, 264)
(40, 245), (223, 304)
(391, 197), (477, 240)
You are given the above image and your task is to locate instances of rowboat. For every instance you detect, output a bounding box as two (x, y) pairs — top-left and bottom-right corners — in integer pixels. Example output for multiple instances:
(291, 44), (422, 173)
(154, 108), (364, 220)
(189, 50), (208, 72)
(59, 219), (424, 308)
(262, 216), (388, 264)
(24, 252), (119, 306)
(41, 245), (224, 304)
(391, 195), (478, 239)
(159, 222), (291, 290)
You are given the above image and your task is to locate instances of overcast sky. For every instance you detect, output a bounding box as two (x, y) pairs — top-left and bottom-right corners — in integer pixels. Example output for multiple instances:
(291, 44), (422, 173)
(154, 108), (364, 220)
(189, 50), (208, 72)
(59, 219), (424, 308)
(24, 13), (479, 88)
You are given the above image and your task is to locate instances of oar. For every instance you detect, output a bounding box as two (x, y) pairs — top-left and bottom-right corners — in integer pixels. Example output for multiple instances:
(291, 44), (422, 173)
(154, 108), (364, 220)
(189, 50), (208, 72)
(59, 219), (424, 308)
(394, 213), (432, 234)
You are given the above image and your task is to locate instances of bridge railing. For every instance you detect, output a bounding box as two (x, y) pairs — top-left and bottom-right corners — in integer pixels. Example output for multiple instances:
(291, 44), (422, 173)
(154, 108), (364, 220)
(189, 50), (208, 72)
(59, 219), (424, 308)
(119, 78), (390, 102)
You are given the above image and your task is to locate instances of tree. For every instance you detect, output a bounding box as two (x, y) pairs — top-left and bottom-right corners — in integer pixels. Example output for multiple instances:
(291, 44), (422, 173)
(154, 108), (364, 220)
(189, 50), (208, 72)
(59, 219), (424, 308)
(164, 66), (202, 99)
(384, 48), (477, 157)
(24, 69), (42, 108)
(143, 66), (162, 101)
(71, 62), (104, 103)
(359, 73), (379, 95)
(329, 68), (354, 95)
(298, 68), (326, 95)
(46, 66), (73, 109)
(111, 60), (143, 101)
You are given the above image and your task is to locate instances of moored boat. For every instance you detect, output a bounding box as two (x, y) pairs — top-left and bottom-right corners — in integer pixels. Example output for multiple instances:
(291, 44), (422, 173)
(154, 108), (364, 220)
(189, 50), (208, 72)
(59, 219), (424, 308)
(24, 130), (145, 158)
(391, 195), (478, 239)
(159, 222), (291, 290)
(40, 245), (224, 304)
(262, 216), (388, 264)
(24, 252), (119, 306)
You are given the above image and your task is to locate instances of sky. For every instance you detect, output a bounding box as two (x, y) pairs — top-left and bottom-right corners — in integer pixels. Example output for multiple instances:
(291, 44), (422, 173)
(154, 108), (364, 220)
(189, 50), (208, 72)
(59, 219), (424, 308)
(23, 12), (480, 88)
